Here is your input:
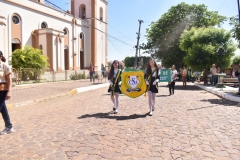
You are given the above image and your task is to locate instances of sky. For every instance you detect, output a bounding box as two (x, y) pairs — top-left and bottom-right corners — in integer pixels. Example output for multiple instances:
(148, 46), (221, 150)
(49, 0), (239, 61)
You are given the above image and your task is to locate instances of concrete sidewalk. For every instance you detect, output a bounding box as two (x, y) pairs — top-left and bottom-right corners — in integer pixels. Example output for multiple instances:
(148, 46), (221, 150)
(6, 79), (109, 108)
(195, 82), (240, 103)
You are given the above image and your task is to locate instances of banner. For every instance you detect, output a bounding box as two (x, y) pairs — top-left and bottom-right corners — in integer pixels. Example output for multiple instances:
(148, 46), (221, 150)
(121, 70), (146, 98)
(160, 69), (171, 82)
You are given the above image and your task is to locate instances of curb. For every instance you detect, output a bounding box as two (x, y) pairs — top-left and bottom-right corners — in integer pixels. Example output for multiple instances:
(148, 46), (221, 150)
(195, 83), (240, 103)
(7, 83), (109, 108)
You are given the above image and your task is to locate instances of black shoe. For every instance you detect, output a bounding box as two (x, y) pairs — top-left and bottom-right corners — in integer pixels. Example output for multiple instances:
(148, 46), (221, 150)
(113, 108), (116, 111)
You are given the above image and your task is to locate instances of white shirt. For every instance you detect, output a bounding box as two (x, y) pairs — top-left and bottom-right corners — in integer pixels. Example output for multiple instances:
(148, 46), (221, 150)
(171, 69), (177, 82)
(113, 69), (118, 78)
(0, 62), (11, 83)
(151, 68), (157, 77)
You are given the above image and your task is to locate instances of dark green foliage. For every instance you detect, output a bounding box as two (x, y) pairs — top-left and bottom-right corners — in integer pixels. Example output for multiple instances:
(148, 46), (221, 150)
(143, 2), (226, 68)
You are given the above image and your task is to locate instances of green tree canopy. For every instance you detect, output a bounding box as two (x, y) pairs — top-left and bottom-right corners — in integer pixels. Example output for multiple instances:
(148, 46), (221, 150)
(143, 2), (226, 68)
(179, 27), (236, 71)
(229, 16), (240, 48)
(124, 56), (151, 68)
(11, 46), (49, 70)
(232, 56), (240, 64)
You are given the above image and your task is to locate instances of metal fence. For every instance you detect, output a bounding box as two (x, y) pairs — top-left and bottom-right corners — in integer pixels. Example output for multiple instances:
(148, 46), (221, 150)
(11, 68), (108, 85)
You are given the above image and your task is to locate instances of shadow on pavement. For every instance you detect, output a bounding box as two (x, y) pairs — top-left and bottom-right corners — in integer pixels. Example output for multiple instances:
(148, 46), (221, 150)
(78, 112), (149, 120)
(159, 85), (201, 91)
(156, 95), (169, 97)
(200, 99), (239, 107)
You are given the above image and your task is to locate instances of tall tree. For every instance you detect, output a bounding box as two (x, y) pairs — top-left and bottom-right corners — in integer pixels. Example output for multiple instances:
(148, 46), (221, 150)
(179, 27), (236, 71)
(143, 2), (226, 68)
(229, 16), (240, 48)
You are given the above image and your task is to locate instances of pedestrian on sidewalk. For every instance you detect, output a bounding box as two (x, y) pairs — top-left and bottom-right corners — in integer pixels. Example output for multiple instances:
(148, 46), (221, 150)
(108, 60), (122, 114)
(182, 66), (187, 87)
(168, 65), (178, 95)
(0, 51), (14, 135)
(236, 63), (240, 96)
(210, 64), (217, 86)
(145, 58), (159, 116)
(89, 63), (95, 82)
(101, 63), (106, 77)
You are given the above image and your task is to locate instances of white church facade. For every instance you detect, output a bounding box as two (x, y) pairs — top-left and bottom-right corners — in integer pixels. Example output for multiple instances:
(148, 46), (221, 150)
(0, 0), (108, 71)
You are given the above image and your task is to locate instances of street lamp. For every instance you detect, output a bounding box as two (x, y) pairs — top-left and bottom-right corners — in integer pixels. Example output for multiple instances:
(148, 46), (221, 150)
(216, 43), (227, 73)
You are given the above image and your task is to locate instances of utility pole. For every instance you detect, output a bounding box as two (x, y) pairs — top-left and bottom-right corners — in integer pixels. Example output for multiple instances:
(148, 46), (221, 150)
(65, 1), (69, 12)
(238, 0), (240, 22)
(134, 20), (144, 68)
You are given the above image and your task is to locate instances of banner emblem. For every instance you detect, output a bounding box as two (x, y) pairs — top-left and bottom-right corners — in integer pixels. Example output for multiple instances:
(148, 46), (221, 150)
(121, 70), (146, 98)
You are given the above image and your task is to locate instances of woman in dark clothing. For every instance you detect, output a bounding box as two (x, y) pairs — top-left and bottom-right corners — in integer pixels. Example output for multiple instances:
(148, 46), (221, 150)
(108, 60), (122, 114)
(145, 58), (159, 116)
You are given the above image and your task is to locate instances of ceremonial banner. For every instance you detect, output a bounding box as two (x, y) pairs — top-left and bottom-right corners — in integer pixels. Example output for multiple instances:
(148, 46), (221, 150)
(160, 69), (171, 82)
(121, 70), (146, 98)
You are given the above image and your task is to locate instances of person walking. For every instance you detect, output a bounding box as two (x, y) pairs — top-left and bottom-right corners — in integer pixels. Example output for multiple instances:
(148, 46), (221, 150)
(89, 63), (95, 82)
(101, 63), (106, 77)
(236, 63), (240, 95)
(145, 58), (159, 116)
(210, 64), (217, 86)
(108, 60), (122, 114)
(169, 65), (178, 95)
(182, 66), (187, 87)
(0, 51), (14, 135)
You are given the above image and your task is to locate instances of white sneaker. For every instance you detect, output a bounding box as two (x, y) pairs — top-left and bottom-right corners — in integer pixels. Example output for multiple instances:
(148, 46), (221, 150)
(149, 111), (152, 116)
(0, 128), (14, 135)
(114, 109), (118, 114)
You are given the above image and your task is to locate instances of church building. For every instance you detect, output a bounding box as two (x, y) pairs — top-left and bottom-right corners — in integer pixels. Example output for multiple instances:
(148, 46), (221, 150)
(0, 0), (108, 71)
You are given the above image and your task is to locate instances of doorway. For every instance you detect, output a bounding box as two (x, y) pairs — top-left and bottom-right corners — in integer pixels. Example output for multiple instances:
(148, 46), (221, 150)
(64, 48), (69, 70)
(80, 51), (84, 69)
(12, 43), (21, 52)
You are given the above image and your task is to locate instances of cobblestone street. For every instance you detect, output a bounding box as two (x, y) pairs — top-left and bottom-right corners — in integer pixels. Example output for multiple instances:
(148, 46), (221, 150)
(0, 82), (240, 160)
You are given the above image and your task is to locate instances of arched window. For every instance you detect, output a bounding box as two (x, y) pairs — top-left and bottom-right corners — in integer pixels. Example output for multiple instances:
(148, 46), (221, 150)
(63, 28), (68, 35)
(100, 7), (103, 21)
(79, 4), (86, 19)
(80, 33), (84, 39)
(41, 22), (48, 28)
(12, 15), (20, 24)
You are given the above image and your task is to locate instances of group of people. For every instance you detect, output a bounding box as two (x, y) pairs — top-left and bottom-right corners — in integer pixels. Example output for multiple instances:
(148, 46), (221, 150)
(88, 63), (107, 82)
(107, 58), (178, 116)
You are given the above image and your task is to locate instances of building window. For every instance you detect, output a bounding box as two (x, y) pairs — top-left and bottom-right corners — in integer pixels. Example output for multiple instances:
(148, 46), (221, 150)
(79, 4), (86, 19)
(41, 22), (47, 28)
(80, 33), (83, 39)
(63, 28), (67, 35)
(100, 8), (103, 21)
(12, 16), (20, 24)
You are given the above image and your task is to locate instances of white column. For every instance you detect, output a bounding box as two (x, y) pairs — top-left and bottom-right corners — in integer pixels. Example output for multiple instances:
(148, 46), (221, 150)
(60, 39), (65, 70)
(52, 37), (56, 71)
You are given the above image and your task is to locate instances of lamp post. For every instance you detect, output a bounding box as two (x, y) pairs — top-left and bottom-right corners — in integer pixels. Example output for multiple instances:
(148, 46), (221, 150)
(238, 0), (240, 22)
(216, 43), (227, 73)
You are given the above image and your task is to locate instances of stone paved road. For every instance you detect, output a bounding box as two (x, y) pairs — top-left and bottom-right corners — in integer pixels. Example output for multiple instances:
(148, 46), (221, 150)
(0, 82), (240, 160)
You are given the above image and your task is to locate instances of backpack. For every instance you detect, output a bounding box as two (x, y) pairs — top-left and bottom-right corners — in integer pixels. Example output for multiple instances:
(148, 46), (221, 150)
(235, 69), (239, 77)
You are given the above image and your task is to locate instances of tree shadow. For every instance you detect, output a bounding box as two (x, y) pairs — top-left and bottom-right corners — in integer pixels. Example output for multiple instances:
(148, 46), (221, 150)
(159, 85), (201, 91)
(78, 112), (149, 121)
(200, 98), (239, 107)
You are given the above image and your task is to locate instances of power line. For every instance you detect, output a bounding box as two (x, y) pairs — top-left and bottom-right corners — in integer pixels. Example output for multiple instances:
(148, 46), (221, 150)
(218, 0), (227, 12)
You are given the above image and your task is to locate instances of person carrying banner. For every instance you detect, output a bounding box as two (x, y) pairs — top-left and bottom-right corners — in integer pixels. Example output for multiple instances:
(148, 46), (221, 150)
(108, 60), (122, 114)
(145, 58), (159, 116)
